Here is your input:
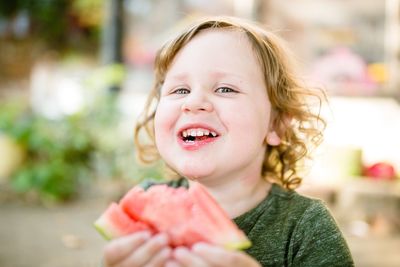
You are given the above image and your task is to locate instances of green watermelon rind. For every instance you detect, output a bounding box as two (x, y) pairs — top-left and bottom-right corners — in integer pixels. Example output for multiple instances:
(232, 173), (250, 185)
(224, 240), (252, 250)
(94, 222), (112, 241)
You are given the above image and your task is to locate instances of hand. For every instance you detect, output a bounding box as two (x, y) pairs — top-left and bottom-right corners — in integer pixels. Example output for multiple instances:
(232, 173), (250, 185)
(171, 243), (261, 267)
(103, 231), (171, 267)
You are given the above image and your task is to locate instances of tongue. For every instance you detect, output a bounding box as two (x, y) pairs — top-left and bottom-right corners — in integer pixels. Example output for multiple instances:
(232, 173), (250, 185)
(196, 135), (211, 141)
(185, 135), (214, 142)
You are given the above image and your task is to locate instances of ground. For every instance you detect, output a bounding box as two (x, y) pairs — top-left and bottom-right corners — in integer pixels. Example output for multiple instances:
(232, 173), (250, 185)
(0, 195), (107, 267)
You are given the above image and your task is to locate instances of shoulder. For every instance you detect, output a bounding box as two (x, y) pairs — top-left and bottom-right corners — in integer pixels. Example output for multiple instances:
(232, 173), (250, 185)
(272, 186), (355, 266)
(270, 184), (342, 237)
(236, 184), (354, 266)
(269, 183), (328, 219)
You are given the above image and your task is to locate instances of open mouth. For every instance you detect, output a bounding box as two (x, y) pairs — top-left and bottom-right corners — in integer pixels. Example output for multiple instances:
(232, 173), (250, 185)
(180, 128), (219, 142)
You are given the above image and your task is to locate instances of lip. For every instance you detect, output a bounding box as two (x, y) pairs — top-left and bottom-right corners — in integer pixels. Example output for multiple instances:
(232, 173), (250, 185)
(178, 136), (219, 151)
(176, 123), (221, 151)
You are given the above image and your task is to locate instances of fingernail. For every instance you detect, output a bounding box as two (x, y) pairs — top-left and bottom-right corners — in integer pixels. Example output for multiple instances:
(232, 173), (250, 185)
(154, 233), (168, 245)
(173, 247), (189, 258)
(192, 243), (208, 252)
(139, 231), (151, 240)
(165, 260), (180, 267)
(161, 247), (172, 257)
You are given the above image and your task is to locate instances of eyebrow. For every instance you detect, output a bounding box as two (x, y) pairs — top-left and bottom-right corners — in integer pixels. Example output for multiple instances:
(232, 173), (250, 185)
(212, 70), (244, 80)
(165, 72), (189, 82)
(165, 70), (245, 82)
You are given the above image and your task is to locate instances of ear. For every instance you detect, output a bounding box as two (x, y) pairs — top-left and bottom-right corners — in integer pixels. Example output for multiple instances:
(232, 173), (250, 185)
(265, 113), (292, 146)
(266, 131), (281, 146)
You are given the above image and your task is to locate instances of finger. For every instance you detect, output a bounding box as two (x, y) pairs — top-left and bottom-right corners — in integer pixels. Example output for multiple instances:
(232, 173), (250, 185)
(119, 233), (169, 267)
(103, 231), (151, 266)
(192, 243), (259, 267)
(165, 260), (183, 267)
(192, 243), (226, 258)
(143, 247), (171, 267)
(191, 243), (226, 267)
(173, 247), (208, 267)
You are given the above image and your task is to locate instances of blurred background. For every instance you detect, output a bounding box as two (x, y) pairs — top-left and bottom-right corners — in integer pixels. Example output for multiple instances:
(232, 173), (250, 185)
(0, 0), (399, 266)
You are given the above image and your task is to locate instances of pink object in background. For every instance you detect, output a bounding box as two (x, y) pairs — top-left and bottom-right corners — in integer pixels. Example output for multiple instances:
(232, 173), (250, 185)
(364, 162), (397, 180)
(310, 47), (378, 95)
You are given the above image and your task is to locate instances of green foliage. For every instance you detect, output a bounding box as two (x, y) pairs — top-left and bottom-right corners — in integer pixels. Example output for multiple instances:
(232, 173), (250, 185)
(86, 64), (126, 91)
(0, 74), (166, 203)
(81, 89), (164, 185)
(0, 101), (95, 202)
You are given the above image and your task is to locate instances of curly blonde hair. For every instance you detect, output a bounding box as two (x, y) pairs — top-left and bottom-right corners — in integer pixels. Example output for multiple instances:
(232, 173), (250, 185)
(134, 16), (326, 190)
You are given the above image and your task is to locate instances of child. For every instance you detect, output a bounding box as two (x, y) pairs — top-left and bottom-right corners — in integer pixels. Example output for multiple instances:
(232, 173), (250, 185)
(102, 16), (354, 267)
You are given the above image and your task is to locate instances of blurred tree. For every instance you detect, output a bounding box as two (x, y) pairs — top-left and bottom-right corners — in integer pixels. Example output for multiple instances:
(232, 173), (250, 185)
(0, 0), (104, 83)
(101, 0), (124, 93)
(101, 0), (123, 65)
(0, 0), (103, 51)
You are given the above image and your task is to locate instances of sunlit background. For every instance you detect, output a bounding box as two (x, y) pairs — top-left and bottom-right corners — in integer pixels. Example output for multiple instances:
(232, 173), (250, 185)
(0, 0), (399, 266)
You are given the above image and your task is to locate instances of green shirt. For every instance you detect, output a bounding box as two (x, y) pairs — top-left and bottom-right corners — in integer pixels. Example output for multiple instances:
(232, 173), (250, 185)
(233, 183), (354, 267)
(141, 179), (354, 267)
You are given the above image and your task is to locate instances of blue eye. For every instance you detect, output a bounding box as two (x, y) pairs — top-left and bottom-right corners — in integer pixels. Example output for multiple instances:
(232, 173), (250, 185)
(216, 87), (236, 93)
(172, 88), (190, 94)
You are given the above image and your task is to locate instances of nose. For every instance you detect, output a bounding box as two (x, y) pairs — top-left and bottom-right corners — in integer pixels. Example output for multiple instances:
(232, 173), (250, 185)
(181, 90), (214, 113)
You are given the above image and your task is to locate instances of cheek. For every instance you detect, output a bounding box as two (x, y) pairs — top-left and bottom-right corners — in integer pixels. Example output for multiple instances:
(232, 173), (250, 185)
(154, 102), (178, 145)
(227, 107), (270, 142)
(154, 102), (170, 130)
(154, 107), (167, 147)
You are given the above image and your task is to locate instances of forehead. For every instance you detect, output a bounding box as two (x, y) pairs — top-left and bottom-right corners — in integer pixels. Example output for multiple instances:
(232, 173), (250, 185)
(165, 29), (262, 79)
(186, 28), (250, 49)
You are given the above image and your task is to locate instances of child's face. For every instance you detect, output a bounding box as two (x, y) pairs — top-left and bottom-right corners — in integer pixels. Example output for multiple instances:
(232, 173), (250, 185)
(154, 29), (276, 182)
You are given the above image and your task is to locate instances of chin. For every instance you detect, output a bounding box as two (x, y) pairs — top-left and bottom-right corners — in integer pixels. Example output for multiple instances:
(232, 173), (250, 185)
(175, 163), (214, 181)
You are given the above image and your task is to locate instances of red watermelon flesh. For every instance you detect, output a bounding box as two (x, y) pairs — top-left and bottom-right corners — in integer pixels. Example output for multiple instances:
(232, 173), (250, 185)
(189, 183), (250, 249)
(117, 186), (148, 220)
(94, 203), (152, 240)
(95, 182), (251, 250)
(120, 184), (208, 247)
(138, 186), (196, 247)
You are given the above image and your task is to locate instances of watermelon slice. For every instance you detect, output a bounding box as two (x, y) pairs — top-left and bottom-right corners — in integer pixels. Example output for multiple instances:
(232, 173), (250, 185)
(189, 183), (252, 250)
(94, 203), (152, 240)
(94, 182), (251, 250)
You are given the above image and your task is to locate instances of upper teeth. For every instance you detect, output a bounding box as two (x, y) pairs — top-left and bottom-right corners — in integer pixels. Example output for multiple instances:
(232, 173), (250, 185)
(182, 128), (217, 137)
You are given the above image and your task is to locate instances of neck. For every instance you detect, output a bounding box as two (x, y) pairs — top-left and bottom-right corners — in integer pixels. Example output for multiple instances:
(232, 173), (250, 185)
(190, 174), (272, 218)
